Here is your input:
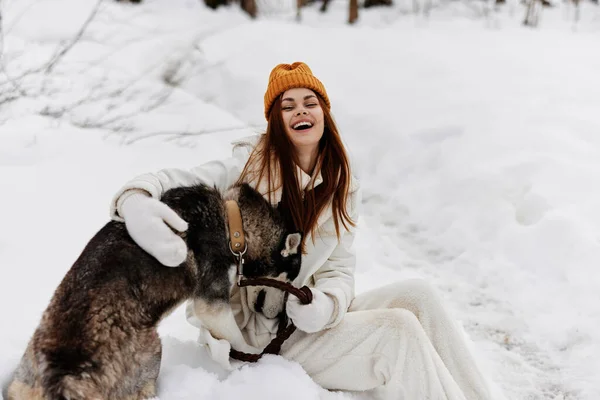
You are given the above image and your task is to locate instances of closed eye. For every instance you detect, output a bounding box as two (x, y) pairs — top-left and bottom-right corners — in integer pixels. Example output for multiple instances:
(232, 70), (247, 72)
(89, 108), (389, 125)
(282, 103), (317, 111)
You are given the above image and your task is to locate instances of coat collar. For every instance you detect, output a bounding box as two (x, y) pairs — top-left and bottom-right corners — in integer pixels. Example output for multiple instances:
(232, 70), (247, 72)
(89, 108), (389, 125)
(252, 163), (323, 206)
(298, 157), (324, 192)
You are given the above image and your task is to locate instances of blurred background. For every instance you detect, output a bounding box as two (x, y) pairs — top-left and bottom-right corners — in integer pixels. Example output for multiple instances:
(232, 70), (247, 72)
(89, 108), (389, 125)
(0, 0), (599, 399)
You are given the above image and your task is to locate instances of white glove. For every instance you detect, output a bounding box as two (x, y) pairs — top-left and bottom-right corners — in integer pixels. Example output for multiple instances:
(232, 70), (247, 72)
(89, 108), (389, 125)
(286, 288), (335, 333)
(119, 192), (188, 267)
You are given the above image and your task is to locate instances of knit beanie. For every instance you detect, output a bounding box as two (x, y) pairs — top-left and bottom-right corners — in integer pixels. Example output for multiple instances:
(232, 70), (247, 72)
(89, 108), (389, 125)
(264, 62), (330, 120)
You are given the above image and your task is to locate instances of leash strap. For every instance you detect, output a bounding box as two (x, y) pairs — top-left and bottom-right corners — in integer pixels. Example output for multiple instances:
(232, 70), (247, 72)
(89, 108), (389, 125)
(238, 278), (313, 305)
(229, 281), (313, 362)
(230, 322), (298, 362)
(224, 200), (313, 362)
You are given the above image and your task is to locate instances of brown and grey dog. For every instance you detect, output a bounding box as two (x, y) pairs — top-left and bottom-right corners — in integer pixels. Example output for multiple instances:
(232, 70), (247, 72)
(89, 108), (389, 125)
(7, 183), (302, 400)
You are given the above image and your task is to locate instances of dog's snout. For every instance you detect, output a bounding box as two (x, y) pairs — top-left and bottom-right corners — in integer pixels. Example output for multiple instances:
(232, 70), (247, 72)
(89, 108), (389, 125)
(254, 289), (266, 313)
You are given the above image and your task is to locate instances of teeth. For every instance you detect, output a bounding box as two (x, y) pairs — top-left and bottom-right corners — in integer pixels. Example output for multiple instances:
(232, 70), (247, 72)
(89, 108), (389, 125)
(293, 122), (313, 129)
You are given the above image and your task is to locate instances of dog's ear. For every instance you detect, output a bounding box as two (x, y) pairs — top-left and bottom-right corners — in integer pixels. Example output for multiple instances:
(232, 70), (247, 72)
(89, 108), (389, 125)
(281, 233), (302, 258)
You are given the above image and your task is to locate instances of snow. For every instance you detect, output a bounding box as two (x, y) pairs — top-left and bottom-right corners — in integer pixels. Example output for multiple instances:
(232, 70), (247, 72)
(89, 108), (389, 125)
(1, 0), (599, 398)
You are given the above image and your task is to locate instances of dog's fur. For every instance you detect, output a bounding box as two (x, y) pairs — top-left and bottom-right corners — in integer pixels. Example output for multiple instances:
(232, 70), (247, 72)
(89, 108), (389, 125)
(7, 183), (302, 400)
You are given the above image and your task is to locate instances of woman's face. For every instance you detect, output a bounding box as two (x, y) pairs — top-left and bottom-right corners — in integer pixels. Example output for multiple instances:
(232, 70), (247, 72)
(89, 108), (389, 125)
(280, 88), (325, 153)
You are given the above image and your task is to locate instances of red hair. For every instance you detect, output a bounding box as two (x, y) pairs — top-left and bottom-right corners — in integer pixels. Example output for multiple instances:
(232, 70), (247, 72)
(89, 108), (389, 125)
(237, 94), (355, 250)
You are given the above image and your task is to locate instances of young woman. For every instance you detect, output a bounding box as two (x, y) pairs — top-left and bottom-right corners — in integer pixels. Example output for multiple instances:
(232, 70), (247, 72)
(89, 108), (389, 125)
(110, 62), (497, 399)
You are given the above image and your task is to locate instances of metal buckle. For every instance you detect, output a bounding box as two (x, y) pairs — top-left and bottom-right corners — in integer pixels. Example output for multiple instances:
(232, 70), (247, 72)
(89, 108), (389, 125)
(229, 242), (247, 286)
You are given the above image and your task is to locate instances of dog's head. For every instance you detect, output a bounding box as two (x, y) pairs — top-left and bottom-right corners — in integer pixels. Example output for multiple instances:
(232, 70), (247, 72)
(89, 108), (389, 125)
(242, 231), (302, 319)
(229, 183), (304, 319)
(163, 183), (304, 319)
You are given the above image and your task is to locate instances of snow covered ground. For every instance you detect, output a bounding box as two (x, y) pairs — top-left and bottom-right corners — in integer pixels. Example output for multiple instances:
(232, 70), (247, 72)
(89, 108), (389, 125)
(1, 0), (599, 398)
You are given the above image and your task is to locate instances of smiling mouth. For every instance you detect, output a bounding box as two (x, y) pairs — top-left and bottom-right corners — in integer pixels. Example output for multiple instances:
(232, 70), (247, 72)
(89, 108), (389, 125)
(292, 121), (313, 131)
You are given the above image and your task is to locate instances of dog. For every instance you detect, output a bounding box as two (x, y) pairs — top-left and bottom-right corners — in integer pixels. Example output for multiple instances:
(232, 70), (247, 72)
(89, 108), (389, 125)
(7, 183), (302, 400)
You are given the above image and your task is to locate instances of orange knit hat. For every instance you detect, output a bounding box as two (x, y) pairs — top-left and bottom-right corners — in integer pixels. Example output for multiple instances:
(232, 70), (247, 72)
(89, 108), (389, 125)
(264, 62), (330, 120)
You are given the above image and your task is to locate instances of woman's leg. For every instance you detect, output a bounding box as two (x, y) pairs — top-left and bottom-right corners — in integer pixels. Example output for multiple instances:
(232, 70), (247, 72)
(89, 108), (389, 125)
(280, 307), (468, 400)
(349, 279), (493, 400)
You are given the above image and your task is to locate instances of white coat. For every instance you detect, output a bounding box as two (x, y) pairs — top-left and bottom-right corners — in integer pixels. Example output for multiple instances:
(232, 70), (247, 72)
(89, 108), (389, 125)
(110, 134), (361, 370)
(110, 136), (503, 400)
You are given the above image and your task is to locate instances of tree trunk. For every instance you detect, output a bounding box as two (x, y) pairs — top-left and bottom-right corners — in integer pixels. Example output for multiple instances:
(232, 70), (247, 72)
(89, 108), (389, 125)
(241, 0), (257, 18)
(523, 0), (540, 26)
(349, 0), (358, 24)
(297, 0), (303, 21)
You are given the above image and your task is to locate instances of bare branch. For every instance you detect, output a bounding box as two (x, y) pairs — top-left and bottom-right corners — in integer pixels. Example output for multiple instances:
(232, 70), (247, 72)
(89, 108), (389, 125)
(0, 0), (29, 105)
(124, 125), (264, 145)
(3, 0), (40, 36)
(45, 0), (104, 74)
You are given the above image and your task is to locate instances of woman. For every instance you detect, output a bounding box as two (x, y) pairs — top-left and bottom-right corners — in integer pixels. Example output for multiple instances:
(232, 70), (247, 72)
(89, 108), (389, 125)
(110, 62), (497, 399)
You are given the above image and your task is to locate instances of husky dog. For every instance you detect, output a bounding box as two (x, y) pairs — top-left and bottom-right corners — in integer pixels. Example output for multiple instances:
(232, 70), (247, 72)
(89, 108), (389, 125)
(7, 183), (302, 400)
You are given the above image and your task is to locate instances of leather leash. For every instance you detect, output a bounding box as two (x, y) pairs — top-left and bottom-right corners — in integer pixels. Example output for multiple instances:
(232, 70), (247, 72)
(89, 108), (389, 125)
(225, 200), (313, 362)
(230, 281), (313, 362)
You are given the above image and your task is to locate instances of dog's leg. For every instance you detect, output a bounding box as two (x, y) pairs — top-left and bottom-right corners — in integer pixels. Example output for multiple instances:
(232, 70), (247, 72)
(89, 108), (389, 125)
(191, 298), (260, 354)
(121, 379), (157, 400)
(57, 375), (104, 400)
(136, 380), (158, 400)
(6, 380), (43, 400)
(134, 332), (161, 400)
(7, 341), (42, 400)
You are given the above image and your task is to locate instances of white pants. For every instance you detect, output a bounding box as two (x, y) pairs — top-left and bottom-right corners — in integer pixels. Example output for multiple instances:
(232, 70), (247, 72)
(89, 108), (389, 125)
(280, 279), (494, 400)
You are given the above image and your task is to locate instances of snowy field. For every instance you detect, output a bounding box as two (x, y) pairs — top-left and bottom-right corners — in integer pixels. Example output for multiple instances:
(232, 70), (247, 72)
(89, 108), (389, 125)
(1, 0), (599, 398)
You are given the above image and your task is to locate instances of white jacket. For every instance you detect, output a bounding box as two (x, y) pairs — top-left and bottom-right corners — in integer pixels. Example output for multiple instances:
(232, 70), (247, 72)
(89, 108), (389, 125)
(110, 135), (361, 370)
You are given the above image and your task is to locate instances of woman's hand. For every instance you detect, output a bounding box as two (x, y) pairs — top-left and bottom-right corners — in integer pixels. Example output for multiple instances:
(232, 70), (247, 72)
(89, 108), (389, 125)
(120, 193), (188, 267)
(286, 288), (335, 333)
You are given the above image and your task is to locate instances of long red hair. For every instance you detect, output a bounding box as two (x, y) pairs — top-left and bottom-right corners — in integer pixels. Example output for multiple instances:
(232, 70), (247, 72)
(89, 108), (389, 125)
(237, 94), (355, 250)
